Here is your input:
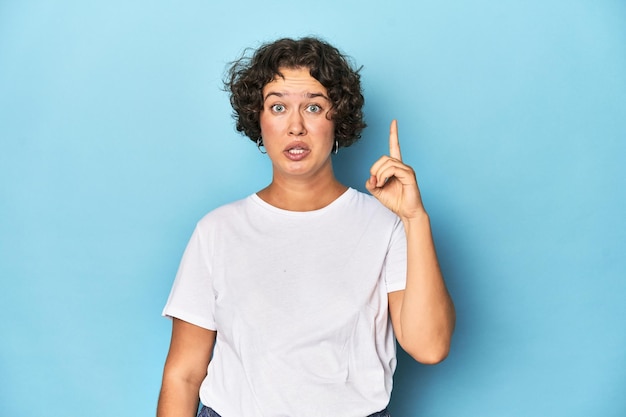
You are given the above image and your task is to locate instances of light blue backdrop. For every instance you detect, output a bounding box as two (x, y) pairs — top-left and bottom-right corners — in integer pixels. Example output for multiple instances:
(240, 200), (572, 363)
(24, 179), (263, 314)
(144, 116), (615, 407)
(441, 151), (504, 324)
(1, 1), (624, 416)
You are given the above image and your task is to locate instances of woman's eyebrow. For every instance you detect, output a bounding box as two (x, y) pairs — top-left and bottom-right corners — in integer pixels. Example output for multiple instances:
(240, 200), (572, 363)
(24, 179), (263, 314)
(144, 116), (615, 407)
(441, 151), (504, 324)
(263, 91), (329, 101)
(263, 91), (283, 101)
(306, 92), (329, 100)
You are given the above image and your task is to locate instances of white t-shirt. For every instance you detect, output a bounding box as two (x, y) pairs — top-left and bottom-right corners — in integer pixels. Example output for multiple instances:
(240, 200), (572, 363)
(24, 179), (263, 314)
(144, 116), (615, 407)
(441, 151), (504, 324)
(163, 188), (407, 417)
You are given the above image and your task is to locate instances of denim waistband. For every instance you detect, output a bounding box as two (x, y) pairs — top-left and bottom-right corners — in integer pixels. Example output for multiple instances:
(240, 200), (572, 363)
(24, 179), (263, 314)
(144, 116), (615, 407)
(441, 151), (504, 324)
(197, 405), (391, 417)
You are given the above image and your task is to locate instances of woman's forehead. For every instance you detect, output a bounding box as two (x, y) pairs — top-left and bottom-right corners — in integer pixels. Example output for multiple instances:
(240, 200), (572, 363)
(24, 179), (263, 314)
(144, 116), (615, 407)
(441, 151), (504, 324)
(263, 67), (327, 98)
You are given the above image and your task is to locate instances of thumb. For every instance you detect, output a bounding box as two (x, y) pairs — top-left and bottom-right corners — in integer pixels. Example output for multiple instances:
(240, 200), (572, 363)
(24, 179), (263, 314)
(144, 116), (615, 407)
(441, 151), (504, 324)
(365, 175), (381, 197)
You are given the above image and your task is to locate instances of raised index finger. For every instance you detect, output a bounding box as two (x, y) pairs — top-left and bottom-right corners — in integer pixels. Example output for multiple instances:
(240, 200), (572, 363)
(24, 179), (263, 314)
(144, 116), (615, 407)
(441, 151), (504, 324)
(389, 119), (402, 161)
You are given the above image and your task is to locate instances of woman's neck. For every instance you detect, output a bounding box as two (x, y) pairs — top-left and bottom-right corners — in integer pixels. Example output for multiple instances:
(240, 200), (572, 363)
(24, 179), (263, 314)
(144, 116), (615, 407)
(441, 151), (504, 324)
(257, 175), (348, 212)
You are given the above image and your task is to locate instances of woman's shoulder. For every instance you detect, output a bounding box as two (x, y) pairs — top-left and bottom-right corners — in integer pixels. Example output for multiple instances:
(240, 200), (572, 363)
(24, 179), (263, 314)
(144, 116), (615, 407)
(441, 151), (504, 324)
(195, 194), (256, 228)
(343, 188), (400, 221)
(349, 188), (393, 209)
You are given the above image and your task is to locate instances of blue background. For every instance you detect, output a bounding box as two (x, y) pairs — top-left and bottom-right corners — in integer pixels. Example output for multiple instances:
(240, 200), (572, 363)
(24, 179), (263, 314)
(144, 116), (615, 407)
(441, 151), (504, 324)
(1, 1), (625, 416)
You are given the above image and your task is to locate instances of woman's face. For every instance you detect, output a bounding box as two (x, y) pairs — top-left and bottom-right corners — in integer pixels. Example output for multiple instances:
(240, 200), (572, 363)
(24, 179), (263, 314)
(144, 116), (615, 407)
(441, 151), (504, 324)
(259, 67), (335, 181)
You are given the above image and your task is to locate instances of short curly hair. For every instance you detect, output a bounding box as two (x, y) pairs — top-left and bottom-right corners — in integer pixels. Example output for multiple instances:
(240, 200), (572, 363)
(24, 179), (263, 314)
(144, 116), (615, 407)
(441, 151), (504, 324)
(224, 37), (366, 149)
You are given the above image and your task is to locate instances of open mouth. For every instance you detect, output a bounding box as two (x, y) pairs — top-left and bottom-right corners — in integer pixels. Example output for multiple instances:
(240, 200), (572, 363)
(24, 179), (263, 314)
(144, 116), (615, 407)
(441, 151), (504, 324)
(284, 143), (310, 160)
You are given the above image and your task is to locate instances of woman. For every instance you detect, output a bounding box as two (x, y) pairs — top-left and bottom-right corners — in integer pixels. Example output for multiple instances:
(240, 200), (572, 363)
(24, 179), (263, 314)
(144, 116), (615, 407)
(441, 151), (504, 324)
(157, 37), (455, 417)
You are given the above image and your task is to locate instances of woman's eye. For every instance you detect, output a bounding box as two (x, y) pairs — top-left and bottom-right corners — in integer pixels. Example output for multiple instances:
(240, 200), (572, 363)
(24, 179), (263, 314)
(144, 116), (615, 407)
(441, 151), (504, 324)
(271, 104), (285, 112)
(307, 104), (321, 113)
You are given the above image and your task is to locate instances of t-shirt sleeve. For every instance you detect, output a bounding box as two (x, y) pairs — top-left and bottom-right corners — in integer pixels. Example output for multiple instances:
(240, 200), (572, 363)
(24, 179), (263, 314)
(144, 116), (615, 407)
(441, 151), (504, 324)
(162, 223), (217, 330)
(383, 217), (407, 293)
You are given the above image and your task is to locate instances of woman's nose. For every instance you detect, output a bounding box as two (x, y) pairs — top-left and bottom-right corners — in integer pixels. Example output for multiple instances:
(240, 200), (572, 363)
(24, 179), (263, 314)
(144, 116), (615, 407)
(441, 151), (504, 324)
(288, 112), (306, 136)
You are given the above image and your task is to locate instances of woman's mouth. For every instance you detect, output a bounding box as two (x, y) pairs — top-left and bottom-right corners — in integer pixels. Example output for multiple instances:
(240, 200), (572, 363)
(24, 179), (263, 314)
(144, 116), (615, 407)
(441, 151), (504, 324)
(284, 144), (310, 160)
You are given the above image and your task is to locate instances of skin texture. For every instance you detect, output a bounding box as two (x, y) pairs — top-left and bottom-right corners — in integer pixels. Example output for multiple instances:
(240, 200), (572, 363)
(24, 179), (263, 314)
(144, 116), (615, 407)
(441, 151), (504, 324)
(256, 67), (347, 211)
(366, 120), (455, 363)
(157, 67), (455, 417)
(157, 319), (216, 417)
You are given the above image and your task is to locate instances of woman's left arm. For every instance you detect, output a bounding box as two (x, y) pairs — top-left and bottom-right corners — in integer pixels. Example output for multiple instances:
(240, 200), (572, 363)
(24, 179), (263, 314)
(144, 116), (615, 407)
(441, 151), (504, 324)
(366, 120), (455, 364)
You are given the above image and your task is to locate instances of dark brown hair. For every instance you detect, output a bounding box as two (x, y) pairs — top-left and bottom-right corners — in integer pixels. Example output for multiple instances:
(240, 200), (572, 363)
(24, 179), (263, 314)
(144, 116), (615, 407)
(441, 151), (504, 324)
(224, 37), (366, 149)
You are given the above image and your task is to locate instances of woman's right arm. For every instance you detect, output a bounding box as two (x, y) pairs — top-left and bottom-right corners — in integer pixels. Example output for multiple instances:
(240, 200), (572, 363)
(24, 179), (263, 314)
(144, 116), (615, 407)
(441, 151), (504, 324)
(157, 318), (217, 417)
